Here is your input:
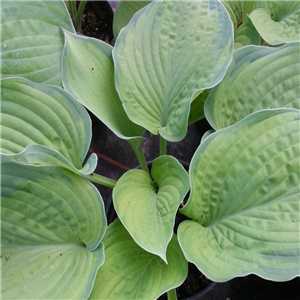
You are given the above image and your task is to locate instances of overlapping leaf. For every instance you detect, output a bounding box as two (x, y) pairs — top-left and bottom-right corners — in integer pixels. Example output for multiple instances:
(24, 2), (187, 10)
(113, 156), (189, 261)
(1, 77), (94, 171)
(249, 1), (300, 45)
(113, 0), (233, 142)
(1, 161), (106, 299)
(61, 30), (144, 144)
(178, 109), (300, 282)
(90, 220), (187, 300)
(113, 1), (151, 38)
(205, 42), (300, 130)
(1, 0), (74, 85)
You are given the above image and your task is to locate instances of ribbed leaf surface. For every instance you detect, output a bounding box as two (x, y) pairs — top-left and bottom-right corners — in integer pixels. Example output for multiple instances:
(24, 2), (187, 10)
(61, 31), (144, 142)
(1, 78), (92, 169)
(250, 1), (300, 45)
(113, 0), (233, 142)
(1, 161), (106, 299)
(205, 42), (300, 130)
(1, 0), (74, 85)
(90, 220), (187, 300)
(113, 156), (189, 261)
(178, 109), (300, 282)
(113, 1), (151, 38)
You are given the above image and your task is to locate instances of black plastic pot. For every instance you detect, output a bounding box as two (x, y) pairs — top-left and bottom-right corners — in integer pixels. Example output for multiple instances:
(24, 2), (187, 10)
(105, 160), (217, 300)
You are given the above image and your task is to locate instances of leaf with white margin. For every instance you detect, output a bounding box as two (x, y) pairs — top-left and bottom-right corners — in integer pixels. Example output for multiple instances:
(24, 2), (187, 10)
(249, 1), (300, 45)
(113, 0), (233, 142)
(113, 1), (151, 38)
(205, 42), (300, 130)
(1, 0), (74, 85)
(61, 30), (144, 145)
(90, 220), (188, 300)
(113, 155), (189, 261)
(178, 109), (300, 282)
(1, 77), (92, 170)
(1, 145), (97, 176)
(1, 161), (106, 299)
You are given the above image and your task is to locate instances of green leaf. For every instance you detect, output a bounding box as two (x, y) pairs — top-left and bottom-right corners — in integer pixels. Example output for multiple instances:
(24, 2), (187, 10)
(113, 156), (189, 261)
(178, 109), (300, 282)
(188, 89), (211, 125)
(90, 220), (188, 300)
(2, 145), (97, 176)
(113, 0), (233, 142)
(113, 1), (151, 38)
(1, 77), (92, 170)
(61, 30), (144, 143)
(249, 1), (300, 45)
(205, 42), (300, 130)
(234, 16), (261, 49)
(1, 161), (106, 299)
(222, 0), (257, 28)
(1, 0), (74, 85)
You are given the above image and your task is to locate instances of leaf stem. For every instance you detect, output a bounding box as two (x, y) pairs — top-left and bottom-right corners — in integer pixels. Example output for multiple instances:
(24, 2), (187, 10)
(133, 145), (149, 174)
(160, 135), (167, 156)
(83, 173), (116, 189)
(167, 289), (178, 300)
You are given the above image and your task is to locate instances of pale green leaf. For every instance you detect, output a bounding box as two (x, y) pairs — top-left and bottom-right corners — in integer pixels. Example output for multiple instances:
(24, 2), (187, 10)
(188, 89), (211, 125)
(1, 77), (92, 169)
(205, 42), (300, 130)
(2, 145), (97, 176)
(61, 30), (144, 143)
(1, 161), (106, 299)
(113, 156), (189, 261)
(179, 109), (300, 282)
(249, 1), (300, 45)
(234, 16), (261, 49)
(90, 220), (188, 300)
(113, 1), (151, 38)
(113, 0), (233, 142)
(1, 0), (75, 85)
(222, 0), (257, 28)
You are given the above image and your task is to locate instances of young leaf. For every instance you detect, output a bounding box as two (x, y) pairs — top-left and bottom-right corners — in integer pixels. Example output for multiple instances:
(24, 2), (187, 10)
(1, 78), (92, 170)
(1, 0), (75, 85)
(113, 0), (233, 142)
(1, 161), (107, 299)
(113, 1), (151, 38)
(90, 220), (188, 300)
(205, 42), (300, 130)
(179, 109), (300, 282)
(113, 156), (189, 261)
(61, 30), (145, 143)
(249, 1), (300, 45)
(234, 16), (261, 49)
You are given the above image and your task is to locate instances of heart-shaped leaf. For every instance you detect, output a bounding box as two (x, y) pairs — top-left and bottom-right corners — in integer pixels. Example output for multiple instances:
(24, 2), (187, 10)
(113, 156), (189, 261)
(1, 161), (107, 299)
(90, 220), (188, 300)
(1, 77), (92, 170)
(113, 1), (151, 38)
(249, 1), (300, 45)
(113, 0), (233, 142)
(1, 0), (74, 85)
(61, 30), (144, 144)
(178, 109), (300, 282)
(205, 42), (300, 130)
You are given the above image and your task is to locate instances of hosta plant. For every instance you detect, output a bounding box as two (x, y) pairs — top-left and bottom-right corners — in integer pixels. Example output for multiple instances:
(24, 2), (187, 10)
(1, 0), (300, 299)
